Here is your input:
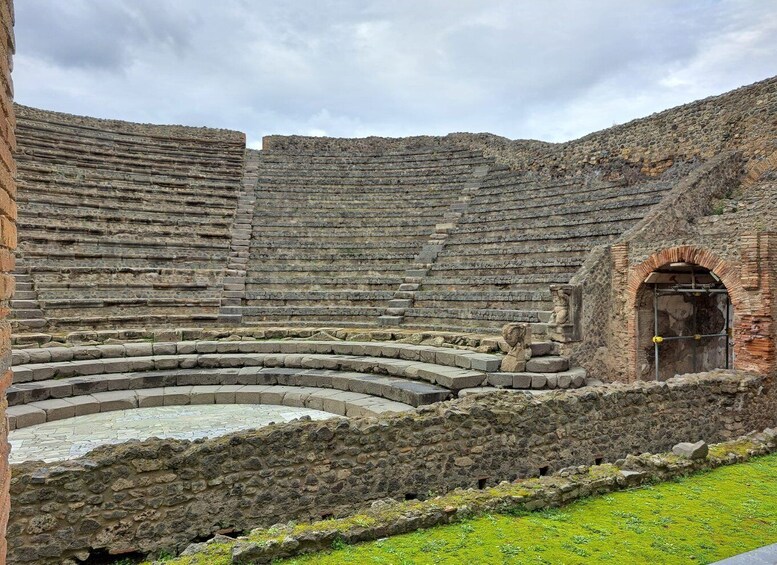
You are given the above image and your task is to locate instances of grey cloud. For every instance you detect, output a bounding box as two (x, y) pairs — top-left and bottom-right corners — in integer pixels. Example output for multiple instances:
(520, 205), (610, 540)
(12, 0), (777, 143)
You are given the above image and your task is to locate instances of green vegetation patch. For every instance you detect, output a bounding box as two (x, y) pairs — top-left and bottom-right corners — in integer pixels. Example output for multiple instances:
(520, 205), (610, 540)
(278, 453), (777, 565)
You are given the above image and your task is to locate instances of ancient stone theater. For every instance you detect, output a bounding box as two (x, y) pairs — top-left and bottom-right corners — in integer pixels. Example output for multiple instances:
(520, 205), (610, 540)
(0, 3), (776, 561)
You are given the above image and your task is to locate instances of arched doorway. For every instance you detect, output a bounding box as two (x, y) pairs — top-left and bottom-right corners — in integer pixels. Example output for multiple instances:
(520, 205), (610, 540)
(635, 261), (733, 381)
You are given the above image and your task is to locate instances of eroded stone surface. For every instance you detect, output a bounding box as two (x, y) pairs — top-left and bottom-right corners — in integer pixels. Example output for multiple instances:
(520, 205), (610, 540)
(9, 404), (334, 464)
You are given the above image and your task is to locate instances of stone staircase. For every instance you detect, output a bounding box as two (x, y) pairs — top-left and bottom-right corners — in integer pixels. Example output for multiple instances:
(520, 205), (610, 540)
(402, 162), (702, 334)
(238, 147), (495, 327)
(379, 164), (491, 327)
(219, 149), (261, 325)
(10, 260), (47, 332)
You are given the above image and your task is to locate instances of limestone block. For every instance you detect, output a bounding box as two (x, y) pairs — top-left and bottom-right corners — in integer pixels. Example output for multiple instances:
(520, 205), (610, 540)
(163, 386), (193, 406)
(672, 441), (709, 460)
(281, 388), (317, 408)
(214, 385), (245, 404)
(32, 365), (58, 382)
(526, 356), (569, 373)
(48, 348), (75, 363)
(63, 395), (101, 416)
(512, 373), (534, 389)
(26, 349), (52, 364)
(124, 343), (154, 357)
(189, 385), (220, 404)
(235, 385), (273, 404)
(71, 377), (108, 396)
(6, 405), (47, 429)
(104, 374), (132, 391)
(176, 342), (197, 355)
(137, 388), (166, 408)
(557, 374), (573, 389)
(11, 366), (34, 384)
(93, 390), (138, 412)
(467, 354), (502, 373)
(152, 343), (177, 356)
(35, 399), (77, 421)
(531, 374), (547, 389)
(153, 357), (180, 370)
(487, 373), (513, 388)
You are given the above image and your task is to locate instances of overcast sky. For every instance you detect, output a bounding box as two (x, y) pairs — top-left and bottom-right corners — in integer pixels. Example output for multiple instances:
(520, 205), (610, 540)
(13, 0), (777, 148)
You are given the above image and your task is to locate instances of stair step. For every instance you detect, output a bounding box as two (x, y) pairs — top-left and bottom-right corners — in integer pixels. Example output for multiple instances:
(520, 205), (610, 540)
(13, 309), (44, 318)
(525, 356), (569, 373)
(378, 315), (403, 326)
(530, 342), (553, 357)
(12, 319), (47, 329)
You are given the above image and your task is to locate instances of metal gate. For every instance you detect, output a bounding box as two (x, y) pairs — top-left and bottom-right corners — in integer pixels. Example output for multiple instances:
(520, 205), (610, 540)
(649, 273), (732, 381)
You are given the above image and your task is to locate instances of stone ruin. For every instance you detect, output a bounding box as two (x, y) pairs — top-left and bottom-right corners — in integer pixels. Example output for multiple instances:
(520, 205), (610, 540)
(0, 6), (776, 560)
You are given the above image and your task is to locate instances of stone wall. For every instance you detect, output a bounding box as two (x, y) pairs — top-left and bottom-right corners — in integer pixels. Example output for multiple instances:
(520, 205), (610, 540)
(14, 104), (246, 144)
(265, 76), (776, 177)
(0, 1), (13, 562)
(7, 370), (777, 563)
(569, 152), (746, 380)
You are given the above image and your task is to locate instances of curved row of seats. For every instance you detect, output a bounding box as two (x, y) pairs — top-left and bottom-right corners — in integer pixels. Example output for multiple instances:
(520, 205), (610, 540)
(11, 105), (695, 337)
(8, 337), (590, 430)
(237, 148), (492, 326)
(403, 165), (698, 333)
(12, 105), (246, 332)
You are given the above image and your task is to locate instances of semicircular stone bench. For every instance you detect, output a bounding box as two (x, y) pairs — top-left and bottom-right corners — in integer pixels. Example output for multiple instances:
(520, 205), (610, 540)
(8, 339), (589, 431)
(7, 383), (416, 431)
(8, 340), (503, 431)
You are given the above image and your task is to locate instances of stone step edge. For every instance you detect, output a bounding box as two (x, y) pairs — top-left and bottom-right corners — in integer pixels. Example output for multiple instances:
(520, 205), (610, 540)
(6, 384), (415, 430)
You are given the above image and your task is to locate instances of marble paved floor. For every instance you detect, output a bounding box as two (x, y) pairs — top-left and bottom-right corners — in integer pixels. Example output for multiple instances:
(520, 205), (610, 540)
(9, 404), (335, 464)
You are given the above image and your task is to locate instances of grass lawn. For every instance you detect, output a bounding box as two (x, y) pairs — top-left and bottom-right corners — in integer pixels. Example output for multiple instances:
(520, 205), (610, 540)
(157, 452), (777, 565)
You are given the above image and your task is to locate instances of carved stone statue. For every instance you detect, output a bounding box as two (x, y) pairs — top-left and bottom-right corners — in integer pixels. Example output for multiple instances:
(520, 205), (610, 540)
(548, 284), (582, 342)
(548, 286), (570, 326)
(500, 322), (532, 372)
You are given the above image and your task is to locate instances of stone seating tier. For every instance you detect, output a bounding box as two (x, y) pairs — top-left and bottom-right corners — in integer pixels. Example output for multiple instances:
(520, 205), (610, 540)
(15, 106), (246, 332)
(10, 341), (501, 391)
(16, 120), (244, 179)
(17, 162), (241, 197)
(7, 384), (415, 429)
(8, 339), (587, 424)
(396, 165), (691, 330)
(258, 146), (491, 165)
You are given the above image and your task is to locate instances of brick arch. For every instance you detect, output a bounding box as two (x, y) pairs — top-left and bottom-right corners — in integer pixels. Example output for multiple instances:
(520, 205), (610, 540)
(626, 246), (748, 313)
(624, 246), (753, 380)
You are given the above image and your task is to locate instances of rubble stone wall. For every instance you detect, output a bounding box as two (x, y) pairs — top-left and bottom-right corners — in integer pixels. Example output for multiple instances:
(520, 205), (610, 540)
(8, 370), (777, 563)
(265, 76), (777, 176)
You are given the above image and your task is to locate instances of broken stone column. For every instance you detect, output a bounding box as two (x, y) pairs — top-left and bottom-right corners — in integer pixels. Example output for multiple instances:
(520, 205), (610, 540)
(500, 323), (532, 372)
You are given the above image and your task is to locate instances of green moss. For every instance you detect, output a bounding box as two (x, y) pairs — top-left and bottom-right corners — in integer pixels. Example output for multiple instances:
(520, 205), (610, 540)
(149, 452), (777, 565)
(709, 439), (759, 459)
(278, 453), (777, 564)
